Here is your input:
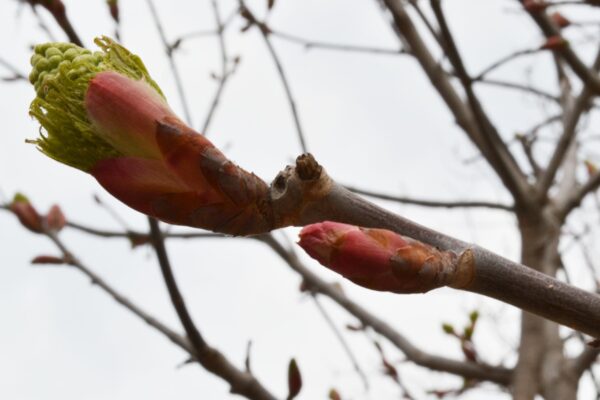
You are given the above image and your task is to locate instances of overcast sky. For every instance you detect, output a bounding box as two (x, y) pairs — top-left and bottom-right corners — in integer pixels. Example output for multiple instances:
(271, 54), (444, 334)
(1, 0), (599, 399)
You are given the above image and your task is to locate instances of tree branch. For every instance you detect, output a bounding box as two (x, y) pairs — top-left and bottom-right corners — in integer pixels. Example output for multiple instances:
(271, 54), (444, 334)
(345, 185), (513, 211)
(536, 48), (600, 200)
(259, 234), (513, 385)
(379, 0), (532, 207)
(43, 229), (194, 354)
(239, 3), (308, 153)
(270, 29), (406, 56)
(268, 154), (600, 338)
(519, 0), (600, 93)
(148, 217), (276, 400)
(430, 0), (532, 207)
(146, 0), (193, 126)
(201, 0), (236, 136)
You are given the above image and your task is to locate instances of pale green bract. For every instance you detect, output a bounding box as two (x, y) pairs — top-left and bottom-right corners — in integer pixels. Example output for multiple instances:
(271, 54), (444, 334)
(29, 36), (165, 171)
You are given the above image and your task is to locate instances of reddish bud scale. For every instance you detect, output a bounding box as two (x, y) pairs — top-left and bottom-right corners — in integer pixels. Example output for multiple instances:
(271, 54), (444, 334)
(10, 197), (43, 233)
(46, 204), (66, 232)
(551, 12), (571, 29)
(523, 0), (548, 12)
(541, 36), (569, 51)
(298, 221), (471, 294)
(31, 255), (66, 265)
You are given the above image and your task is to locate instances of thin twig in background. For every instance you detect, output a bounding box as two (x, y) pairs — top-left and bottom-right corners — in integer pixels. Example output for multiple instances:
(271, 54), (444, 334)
(239, 3), (308, 153)
(28, 4), (57, 41)
(43, 229), (194, 355)
(10, 210), (511, 384)
(270, 30), (405, 56)
(201, 0), (236, 136)
(146, 0), (193, 126)
(311, 294), (370, 390)
(344, 185), (514, 211)
(0, 57), (27, 81)
(148, 217), (277, 400)
(475, 48), (541, 80)
(27, 0), (83, 46)
(474, 78), (559, 102)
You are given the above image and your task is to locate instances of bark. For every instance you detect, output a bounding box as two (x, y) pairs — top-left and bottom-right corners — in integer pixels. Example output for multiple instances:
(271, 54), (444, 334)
(513, 210), (578, 400)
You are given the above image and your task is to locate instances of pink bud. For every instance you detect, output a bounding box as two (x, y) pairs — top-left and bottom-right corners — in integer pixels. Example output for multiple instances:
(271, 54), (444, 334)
(298, 221), (471, 293)
(10, 195), (43, 234)
(85, 71), (173, 159)
(523, 0), (548, 12)
(541, 36), (569, 51)
(46, 204), (66, 232)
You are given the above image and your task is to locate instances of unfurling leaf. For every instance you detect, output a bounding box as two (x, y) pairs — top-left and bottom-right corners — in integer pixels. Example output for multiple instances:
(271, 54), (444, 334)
(28, 37), (273, 236)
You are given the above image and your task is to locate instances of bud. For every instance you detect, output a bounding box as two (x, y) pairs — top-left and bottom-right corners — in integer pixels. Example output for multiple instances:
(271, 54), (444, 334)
(10, 193), (43, 233)
(541, 36), (569, 51)
(46, 204), (66, 232)
(287, 358), (302, 400)
(550, 12), (571, 29)
(298, 221), (474, 293)
(31, 255), (66, 265)
(29, 37), (272, 235)
(523, 0), (548, 12)
(106, 0), (119, 23)
(442, 323), (455, 335)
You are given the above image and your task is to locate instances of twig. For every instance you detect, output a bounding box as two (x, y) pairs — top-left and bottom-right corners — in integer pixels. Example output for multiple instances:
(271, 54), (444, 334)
(0, 57), (27, 81)
(146, 0), (193, 126)
(239, 3), (308, 153)
(560, 171), (600, 216)
(311, 294), (370, 390)
(519, 0), (600, 93)
(148, 217), (276, 400)
(537, 48), (600, 201)
(431, 0), (531, 208)
(43, 229), (194, 354)
(270, 30), (405, 56)
(474, 78), (559, 102)
(29, 0), (83, 46)
(66, 220), (221, 240)
(344, 185), (513, 211)
(201, 0), (235, 135)
(259, 234), (513, 384)
(475, 48), (540, 80)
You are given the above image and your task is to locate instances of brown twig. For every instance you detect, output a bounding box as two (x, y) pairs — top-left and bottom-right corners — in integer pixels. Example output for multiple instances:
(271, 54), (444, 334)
(148, 217), (276, 400)
(537, 48), (600, 201)
(474, 78), (559, 102)
(344, 185), (514, 211)
(0, 56), (27, 81)
(475, 48), (541, 80)
(311, 294), (370, 390)
(201, 0), (236, 136)
(27, 0), (83, 46)
(43, 229), (194, 354)
(519, 0), (600, 93)
(146, 0), (193, 126)
(430, 0), (532, 208)
(270, 29), (405, 56)
(239, 2), (308, 153)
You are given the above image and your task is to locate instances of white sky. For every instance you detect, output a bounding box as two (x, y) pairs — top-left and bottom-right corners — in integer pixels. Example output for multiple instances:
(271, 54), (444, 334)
(0, 0), (599, 399)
